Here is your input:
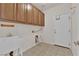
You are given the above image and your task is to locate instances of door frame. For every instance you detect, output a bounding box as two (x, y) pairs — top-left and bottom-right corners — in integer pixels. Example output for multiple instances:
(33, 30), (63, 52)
(53, 13), (72, 48)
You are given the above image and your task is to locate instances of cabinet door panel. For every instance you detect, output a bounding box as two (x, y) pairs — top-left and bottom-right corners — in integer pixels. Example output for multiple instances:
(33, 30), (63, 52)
(33, 7), (39, 25)
(1, 3), (15, 20)
(16, 3), (26, 23)
(39, 11), (44, 26)
(26, 4), (34, 24)
(0, 4), (1, 18)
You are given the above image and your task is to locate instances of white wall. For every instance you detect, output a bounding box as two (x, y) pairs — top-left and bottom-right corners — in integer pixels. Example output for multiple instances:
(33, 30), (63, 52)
(0, 20), (43, 53)
(42, 4), (71, 45)
(71, 4), (79, 55)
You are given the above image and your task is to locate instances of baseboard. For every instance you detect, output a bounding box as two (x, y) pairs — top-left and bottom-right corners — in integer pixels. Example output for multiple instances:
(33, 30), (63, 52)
(54, 44), (70, 49)
(41, 42), (70, 49)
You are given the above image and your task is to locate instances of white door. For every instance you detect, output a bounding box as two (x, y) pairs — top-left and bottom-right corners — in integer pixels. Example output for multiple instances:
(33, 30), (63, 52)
(54, 14), (71, 48)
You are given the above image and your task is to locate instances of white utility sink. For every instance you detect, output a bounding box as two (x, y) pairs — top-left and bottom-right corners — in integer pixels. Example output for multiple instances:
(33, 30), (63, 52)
(0, 36), (22, 55)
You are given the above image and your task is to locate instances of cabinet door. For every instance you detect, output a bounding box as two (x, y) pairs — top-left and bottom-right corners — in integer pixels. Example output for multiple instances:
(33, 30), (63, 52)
(16, 3), (26, 23)
(25, 4), (34, 24)
(33, 7), (39, 25)
(0, 4), (1, 18)
(1, 3), (15, 20)
(39, 11), (44, 26)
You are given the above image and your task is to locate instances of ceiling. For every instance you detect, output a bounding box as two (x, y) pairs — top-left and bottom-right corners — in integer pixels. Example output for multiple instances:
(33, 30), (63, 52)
(32, 3), (61, 11)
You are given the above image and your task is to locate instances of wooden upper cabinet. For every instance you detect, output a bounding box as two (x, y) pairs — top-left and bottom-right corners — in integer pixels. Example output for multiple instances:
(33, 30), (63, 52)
(0, 3), (44, 26)
(16, 3), (26, 23)
(25, 4), (34, 24)
(39, 11), (44, 26)
(1, 3), (15, 20)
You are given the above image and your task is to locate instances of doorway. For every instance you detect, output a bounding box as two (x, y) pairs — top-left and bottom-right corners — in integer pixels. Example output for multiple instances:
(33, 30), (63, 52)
(54, 13), (71, 48)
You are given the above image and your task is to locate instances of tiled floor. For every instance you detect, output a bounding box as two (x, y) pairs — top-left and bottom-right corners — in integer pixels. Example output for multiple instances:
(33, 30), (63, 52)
(23, 42), (72, 56)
